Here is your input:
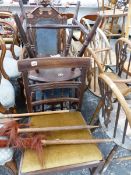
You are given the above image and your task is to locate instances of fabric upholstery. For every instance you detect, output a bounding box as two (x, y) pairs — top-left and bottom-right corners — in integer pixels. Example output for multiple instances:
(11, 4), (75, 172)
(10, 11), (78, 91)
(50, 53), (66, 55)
(21, 111), (102, 174)
(3, 55), (21, 78)
(0, 76), (15, 109)
(0, 124), (14, 165)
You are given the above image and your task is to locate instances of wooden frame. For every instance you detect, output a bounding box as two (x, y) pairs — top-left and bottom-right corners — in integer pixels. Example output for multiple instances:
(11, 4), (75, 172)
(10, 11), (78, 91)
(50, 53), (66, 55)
(26, 7), (67, 56)
(18, 57), (91, 112)
(96, 73), (131, 173)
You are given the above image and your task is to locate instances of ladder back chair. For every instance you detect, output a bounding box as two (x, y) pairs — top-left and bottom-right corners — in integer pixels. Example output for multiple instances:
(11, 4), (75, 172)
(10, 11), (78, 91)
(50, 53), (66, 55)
(17, 57), (108, 175)
(96, 73), (131, 173)
(18, 57), (90, 112)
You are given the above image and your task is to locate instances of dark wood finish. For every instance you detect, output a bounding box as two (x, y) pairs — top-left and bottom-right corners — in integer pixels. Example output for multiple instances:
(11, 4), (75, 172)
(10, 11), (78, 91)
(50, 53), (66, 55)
(13, 14), (35, 58)
(64, 1), (80, 56)
(18, 57), (91, 112)
(77, 16), (102, 57)
(26, 6), (67, 56)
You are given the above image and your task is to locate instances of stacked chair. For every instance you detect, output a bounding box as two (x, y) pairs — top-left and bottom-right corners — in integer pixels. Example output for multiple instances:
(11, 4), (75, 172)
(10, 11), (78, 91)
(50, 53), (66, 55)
(0, 1), (131, 175)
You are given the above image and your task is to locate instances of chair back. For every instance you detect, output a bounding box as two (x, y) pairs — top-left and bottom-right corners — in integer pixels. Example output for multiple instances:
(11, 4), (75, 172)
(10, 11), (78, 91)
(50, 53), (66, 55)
(26, 7), (67, 56)
(98, 73), (131, 150)
(0, 36), (8, 80)
(18, 57), (91, 112)
(115, 37), (131, 77)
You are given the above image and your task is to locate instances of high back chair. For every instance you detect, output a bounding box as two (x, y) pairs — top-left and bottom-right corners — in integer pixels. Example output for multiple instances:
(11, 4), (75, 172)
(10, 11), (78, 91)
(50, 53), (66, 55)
(96, 73), (131, 173)
(26, 7), (67, 56)
(17, 57), (108, 175)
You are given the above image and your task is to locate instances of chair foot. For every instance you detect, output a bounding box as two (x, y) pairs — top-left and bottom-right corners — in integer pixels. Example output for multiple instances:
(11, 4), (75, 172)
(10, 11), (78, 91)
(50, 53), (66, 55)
(99, 144), (119, 174)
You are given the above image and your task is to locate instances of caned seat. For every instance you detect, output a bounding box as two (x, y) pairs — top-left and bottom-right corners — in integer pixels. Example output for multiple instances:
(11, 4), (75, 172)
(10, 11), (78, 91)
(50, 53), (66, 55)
(21, 112), (102, 174)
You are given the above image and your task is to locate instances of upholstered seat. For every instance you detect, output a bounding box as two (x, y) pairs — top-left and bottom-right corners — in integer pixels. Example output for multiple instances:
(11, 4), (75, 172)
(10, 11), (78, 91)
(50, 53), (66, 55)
(0, 76), (15, 109)
(0, 124), (14, 165)
(21, 111), (102, 174)
(3, 54), (21, 78)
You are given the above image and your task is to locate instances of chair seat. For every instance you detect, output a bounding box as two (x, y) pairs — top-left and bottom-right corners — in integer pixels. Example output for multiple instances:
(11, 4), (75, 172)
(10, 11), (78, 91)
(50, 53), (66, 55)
(21, 111), (102, 174)
(0, 124), (14, 165)
(105, 72), (129, 95)
(0, 77), (15, 109)
(3, 53), (21, 78)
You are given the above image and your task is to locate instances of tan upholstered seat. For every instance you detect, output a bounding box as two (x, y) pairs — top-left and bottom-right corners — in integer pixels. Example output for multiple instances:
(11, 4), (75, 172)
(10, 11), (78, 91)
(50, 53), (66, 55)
(21, 111), (102, 174)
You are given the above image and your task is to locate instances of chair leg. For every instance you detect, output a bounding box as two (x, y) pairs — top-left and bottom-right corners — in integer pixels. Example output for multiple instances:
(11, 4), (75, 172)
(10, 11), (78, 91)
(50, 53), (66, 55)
(89, 161), (104, 175)
(99, 144), (119, 174)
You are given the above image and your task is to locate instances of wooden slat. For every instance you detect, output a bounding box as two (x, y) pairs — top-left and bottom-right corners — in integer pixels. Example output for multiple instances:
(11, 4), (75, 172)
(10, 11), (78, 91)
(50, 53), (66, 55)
(18, 58), (91, 71)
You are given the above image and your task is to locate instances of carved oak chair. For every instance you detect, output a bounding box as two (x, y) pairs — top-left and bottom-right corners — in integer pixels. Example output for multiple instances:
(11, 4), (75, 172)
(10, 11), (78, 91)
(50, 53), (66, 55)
(95, 73), (131, 173)
(26, 7), (67, 56)
(17, 57), (107, 175)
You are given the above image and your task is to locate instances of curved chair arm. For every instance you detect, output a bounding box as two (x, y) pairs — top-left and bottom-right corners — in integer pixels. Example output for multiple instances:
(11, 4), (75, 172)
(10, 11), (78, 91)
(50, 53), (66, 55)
(0, 36), (9, 80)
(115, 37), (131, 48)
(99, 73), (131, 127)
(86, 47), (104, 74)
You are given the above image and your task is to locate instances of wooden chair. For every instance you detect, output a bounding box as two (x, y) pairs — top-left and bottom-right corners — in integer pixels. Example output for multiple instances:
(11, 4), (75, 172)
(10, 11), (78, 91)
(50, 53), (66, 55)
(98, 3), (127, 40)
(0, 36), (16, 113)
(94, 73), (131, 173)
(87, 37), (131, 96)
(26, 7), (67, 56)
(0, 11), (21, 50)
(0, 20), (21, 59)
(17, 57), (108, 175)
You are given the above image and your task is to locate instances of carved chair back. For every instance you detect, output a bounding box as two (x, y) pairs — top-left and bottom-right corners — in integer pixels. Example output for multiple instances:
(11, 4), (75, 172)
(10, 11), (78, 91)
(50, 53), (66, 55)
(18, 57), (90, 112)
(26, 7), (67, 56)
(115, 37), (131, 78)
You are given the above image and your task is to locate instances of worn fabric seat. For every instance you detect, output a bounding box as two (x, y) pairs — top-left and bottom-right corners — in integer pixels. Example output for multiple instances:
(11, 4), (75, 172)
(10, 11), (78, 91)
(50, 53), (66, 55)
(3, 53), (21, 78)
(21, 111), (103, 174)
(0, 76), (15, 109)
(0, 124), (14, 166)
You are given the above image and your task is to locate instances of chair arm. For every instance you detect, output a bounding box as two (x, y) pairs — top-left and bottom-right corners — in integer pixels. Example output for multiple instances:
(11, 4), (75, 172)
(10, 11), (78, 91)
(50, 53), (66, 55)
(99, 73), (131, 127)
